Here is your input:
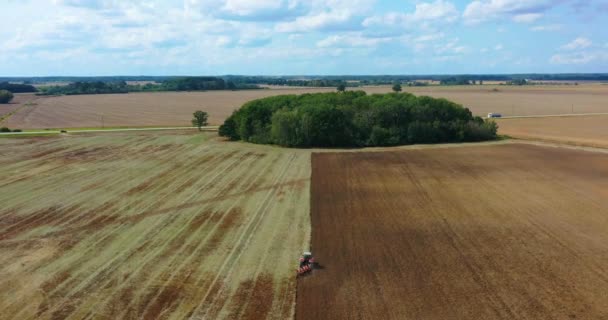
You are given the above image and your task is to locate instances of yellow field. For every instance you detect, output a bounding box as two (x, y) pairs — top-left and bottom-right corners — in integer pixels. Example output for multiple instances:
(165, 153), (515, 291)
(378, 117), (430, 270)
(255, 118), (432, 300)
(0, 131), (311, 319)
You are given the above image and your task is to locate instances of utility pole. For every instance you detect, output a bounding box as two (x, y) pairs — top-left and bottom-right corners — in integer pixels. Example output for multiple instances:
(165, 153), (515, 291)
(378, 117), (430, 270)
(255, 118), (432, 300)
(101, 114), (105, 128)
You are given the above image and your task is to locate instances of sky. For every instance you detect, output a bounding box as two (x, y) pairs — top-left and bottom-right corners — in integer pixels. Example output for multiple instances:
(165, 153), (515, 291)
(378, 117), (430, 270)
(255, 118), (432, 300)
(1, 0), (607, 76)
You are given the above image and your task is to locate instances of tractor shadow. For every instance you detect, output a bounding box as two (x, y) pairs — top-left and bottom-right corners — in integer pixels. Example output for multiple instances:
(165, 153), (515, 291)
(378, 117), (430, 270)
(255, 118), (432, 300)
(312, 262), (324, 270)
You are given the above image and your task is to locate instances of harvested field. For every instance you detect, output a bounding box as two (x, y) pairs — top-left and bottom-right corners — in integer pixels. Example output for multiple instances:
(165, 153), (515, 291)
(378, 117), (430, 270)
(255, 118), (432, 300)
(3, 87), (391, 129)
(498, 115), (608, 148)
(6, 85), (607, 130)
(0, 93), (39, 121)
(404, 84), (608, 117)
(298, 143), (608, 319)
(0, 131), (311, 319)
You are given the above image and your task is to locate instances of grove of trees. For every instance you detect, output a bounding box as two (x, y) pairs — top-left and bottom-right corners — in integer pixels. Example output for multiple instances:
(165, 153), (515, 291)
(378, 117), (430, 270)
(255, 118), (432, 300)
(0, 90), (14, 104)
(219, 91), (498, 148)
(0, 82), (37, 93)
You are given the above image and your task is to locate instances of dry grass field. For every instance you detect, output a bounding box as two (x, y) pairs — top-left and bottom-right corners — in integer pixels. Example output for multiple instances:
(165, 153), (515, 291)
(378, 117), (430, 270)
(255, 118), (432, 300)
(0, 131), (311, 319)
(298, 143), (608, 319)
(498, 115), (608, 148)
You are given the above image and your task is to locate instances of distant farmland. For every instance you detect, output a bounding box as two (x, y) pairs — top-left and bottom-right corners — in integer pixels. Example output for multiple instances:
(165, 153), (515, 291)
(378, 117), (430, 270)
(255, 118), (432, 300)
(498, 115), (608, 148)
(298, 143), (608, 319)
(1, 88), (388, 129)
(0, 132), (310, 319)
(3, 84), (607, 129)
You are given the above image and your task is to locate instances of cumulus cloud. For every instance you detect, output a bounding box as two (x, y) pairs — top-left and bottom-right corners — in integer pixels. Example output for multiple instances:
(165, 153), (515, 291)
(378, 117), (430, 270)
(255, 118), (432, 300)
(363, 0), (459, 28)
(187, 0), (311, 21)
(463, 0), (559, 24)
(512, 13), (542, 23)
(550, 51), (607, 64)
(561, 37), (592, 50)
(275, 0), (374, 33)
(531, 24), (562, 31)
(317, 34), (391, 48)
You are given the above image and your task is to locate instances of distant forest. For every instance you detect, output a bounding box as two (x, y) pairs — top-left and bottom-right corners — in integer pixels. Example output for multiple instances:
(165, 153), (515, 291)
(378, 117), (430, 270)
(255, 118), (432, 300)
(0, 74), (606, 95)
(35, 77), (258, 95)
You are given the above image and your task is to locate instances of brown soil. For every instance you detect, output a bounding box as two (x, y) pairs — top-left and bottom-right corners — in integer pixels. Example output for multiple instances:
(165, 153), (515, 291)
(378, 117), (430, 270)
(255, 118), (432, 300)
(297, 143), (608, 319)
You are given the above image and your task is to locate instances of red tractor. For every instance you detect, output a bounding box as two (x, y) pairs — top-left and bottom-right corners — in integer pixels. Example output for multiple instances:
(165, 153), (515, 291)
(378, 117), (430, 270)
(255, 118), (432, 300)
(297, 251), (314, 276)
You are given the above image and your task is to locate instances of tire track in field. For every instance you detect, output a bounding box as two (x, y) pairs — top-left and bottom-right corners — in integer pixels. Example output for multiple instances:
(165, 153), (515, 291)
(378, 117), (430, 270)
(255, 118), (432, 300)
(32, 146), (254, 320)
(122, 151), (281, 319)
(0, 140), (181, 243)
(6, 143), (215, 318)
(84, 150), (278, 319)
(189, 152), (297, 320)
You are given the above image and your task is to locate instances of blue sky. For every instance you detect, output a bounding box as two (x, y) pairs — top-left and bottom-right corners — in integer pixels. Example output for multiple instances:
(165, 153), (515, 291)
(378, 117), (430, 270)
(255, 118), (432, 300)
(1, 0), (607, 76)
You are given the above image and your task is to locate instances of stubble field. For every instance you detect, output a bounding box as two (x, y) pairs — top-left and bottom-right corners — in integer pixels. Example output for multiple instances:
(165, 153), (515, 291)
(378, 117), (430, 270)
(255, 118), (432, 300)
(298, 143), (608, 319)
(4, 84), (607, 130)
(404, 84), (608, 116)
(1, 88), (388, 129)
(498, 115), (608, 148)
(0, 131), (311, 319)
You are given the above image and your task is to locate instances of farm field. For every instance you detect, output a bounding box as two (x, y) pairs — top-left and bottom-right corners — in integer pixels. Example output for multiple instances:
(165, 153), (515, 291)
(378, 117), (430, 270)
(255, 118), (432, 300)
(0, 131), (311, 319)
(403, 84), (608, 117)
(6, 84), (607, 130)
(298, 143), (608, 319)
(498, 115), (608, 148)
(2, 87), (391, 129)
(0, 93), (39, 121)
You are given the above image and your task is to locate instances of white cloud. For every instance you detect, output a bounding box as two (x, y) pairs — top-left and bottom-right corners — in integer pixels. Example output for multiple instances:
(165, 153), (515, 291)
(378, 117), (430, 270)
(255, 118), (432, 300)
(363, 0), (459, 28)
(561, 37), (592, 50)
(550, 51), (607, 64)
(187, 0), (310, 21)
(317, 34), (391, 48)
(512, 13), (542, 23)
(494, 44), (503, 50)
(463, 0), (556, 24)
(531, 24), (562, 31)
(274, 0), (374, 33)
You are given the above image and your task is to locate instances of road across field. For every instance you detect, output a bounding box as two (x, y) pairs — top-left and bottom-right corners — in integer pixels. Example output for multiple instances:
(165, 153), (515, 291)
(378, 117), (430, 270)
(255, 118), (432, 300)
(298, 143), (608, 319)
(0, 126), (219, 136)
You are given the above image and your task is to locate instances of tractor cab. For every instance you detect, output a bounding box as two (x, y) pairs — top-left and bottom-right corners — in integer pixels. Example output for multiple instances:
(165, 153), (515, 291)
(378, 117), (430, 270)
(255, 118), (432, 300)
(297, 251), (315, 275)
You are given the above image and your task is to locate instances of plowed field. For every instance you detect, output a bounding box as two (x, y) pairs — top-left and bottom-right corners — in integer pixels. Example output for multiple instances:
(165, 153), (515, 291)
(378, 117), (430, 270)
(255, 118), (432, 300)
(0, 132), (311, 319)
(298, 143), (608, 319)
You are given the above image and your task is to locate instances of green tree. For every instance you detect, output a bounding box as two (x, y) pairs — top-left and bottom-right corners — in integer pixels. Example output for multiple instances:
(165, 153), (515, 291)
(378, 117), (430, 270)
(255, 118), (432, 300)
(336, 84), (346, 92)
(0, 90), (14, 104)
(192, 110), (209, 131)
(392, 83), (402, 92)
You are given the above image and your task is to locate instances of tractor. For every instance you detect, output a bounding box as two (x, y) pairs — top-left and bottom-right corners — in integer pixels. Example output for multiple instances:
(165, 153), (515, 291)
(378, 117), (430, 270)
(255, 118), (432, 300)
(297, 251), (314, 276)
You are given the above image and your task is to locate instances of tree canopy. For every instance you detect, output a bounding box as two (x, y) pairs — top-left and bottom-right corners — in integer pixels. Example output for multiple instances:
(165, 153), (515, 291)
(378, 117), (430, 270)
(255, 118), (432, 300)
(219, 91), (498, 148)
(192, 110), (209, 130)
(0, 82), (37, 93)
(0, 90), (14, 104)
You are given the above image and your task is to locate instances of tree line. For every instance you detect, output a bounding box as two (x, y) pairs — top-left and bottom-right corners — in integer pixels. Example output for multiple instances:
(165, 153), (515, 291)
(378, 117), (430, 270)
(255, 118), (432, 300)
(37, 77), (257, 96)
(0, 82), (37, 93)
(219, 91), (498, 148)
